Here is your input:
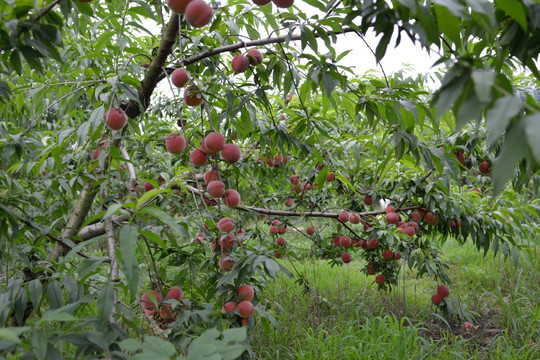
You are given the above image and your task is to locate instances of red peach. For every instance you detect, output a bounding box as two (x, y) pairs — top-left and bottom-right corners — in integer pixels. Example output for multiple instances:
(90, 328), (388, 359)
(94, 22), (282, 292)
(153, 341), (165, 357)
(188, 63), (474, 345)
(237, 300), (255, 318)
(375, 274), (386, 284)
(272, 0), (294, 8)
(431, 294), (443, 305)
(363, 195), (373, 206)
(386, 205), (396, 213)
(382, 249), (394, 260)
(231, 54), (250, 73)
(479, 161), (491, 175)
(221, 301), (237, 314)
(166, 286), (184, 300)
(450, 218), (461, 229)
(270, 226), (278, 235)
(339, 236), (352, 248)
(204, 132), (225, 154)
(404, 226), (415, 237)
(253, 0), (271, 4)
(104, 108), (128, 130)
(394, 251), (402, 260)
(221, 144), (241, 164)
(247, 49), (263, 66)
(143, 182), (154, 192)
(341, 252), (352, 263)
(207, 180), (225, 198)
(141, 290), (163, 311)
(306, 226), (315, 235)
(237, 284), (254, 302)
(338, 211), (350, 222)
(167, 0), (193, 13)
(190, 149), (208, 167)
(217, 218), (235, 233)
(276, 237), (285, 246)
(204, 169), (219, 183)
(326, 173), (335, 182)
(437, 284), (450, 298)
(184, 0), (213, 28)
(285, 198), (294, 207)
(349, 213), (361, 224)
(184, 86), (203, 106)
(218, 256), (234, 271)
(386, 212), (400, 224)
(171, 68), (189, 87)
(223, 189), (241, 208)
(165, 133), (186, 154)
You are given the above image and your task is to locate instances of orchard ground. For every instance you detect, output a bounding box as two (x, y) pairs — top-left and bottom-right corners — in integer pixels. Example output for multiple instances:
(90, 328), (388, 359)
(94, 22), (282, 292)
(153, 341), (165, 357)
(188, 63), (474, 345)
(251, 235), (539, 359)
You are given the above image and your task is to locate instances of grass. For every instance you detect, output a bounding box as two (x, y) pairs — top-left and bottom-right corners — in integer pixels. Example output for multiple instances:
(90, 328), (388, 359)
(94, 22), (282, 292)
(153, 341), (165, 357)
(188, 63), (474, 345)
(251, 238), (539, 359)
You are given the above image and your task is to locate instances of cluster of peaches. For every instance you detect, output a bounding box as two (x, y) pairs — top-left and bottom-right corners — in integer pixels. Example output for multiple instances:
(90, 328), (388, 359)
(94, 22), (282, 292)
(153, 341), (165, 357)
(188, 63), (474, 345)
(141, 287), (184, 322)
(221, 284), (257, 326)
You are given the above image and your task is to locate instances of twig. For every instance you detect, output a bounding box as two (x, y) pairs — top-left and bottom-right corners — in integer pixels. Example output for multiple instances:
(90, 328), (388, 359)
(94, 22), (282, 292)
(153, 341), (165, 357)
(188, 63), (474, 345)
(105, 219), (119, 321)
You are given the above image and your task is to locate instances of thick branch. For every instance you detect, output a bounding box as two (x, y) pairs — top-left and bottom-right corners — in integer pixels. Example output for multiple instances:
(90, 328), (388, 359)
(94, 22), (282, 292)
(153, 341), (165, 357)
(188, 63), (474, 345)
(124, 27), (357, 118)
(125, 14), (180, 118)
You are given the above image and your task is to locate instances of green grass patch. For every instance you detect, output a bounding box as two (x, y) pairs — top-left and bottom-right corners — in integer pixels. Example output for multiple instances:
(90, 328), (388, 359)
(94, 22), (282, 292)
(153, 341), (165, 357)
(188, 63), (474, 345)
(251, 239), (539, 359)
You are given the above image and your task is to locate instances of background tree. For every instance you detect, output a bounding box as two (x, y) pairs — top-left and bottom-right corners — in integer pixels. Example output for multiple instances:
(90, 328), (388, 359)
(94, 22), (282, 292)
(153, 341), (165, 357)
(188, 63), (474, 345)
(0, 0), (538, 358)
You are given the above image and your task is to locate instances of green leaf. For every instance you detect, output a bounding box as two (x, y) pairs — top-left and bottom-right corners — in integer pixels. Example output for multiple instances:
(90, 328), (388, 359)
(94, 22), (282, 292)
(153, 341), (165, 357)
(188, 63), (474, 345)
(495, 0), (528, 31)
(40, 311), (77, 322)
(47, 280), (63, 310)
(492, 120), (527, 194)
(471, 69), (495, 102)
(435, 5), (461, 46)
(28, 279), (42, 312)
(485, 95), (521, 147)
(524, 113), (540, 165)
(0, 328), (21, 344)
(119, 224), (139, 300)
(321, 72), (337, 97)
(97, 283), (115, 324)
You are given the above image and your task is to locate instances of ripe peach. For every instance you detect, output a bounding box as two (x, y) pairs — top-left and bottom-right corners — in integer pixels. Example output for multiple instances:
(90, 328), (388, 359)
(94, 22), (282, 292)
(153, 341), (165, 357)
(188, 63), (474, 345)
(221, 301), (237, 314)
(166, 286), (184, 300)
(462, 322), (473, 331)
(231, 54), (250, 73)
(270, 226), (278, 235)
(272, 220), (280, 226)
(159, 303), (176, 320)
(221, 143), (241, 164)
(165, 133), (186, 154)
(143, 308), (155, 316)
(404, 226), (415, 237)
(167, 0), (193, 13)
(338, 211), (350, 222)
(184, 86), (203, 106)
(306, 226), (315, 235)
(274, 252), (282, 258)
(207, 180), (225, 198)
(253, 0), (271, 5)
(272, 0), (294, 8)
(171, 68), (189, 87)
(363, 195), (373, 206)
(479, 161), (491, 175)
(437, 284), (450, 298)
(375, 274), (386, 284)
(326, 173), (335, 182)
(237, 300), (255, 318)
(143, 182), (154, 192)
(303, 183), (312, 191)
(276, 237), (285, 246)
(285, 198), (294, 207)
(91, 149), (100, 159)
(407, 221), (419, 232)
(367, 267), (376, 275)
(278, 226), (286, 234)
(411, 210), (422, 221)
(367, 239), (379, 249)
(190, 149), (208, 167)
(424, 212), (439, 226)
(431, 294), (443, 305)
(141, 290), (163, 311)
(220, 235), (235, 251)
(449, 218), (461, 229)
(473, 188), (482, 195)
(394, 251), (402, 260)
(385, 205), (396, 213)
(339, 236), (352, 248)
(204, 170), (219, 184)
(341, 252), (352, 263)
(204, 132), (225, 153)
(349, 213), (361, 224)
(219, 256), (234, 271)
(185, 0), (213, 28)
(238, 284), (254, 301)
(386, 212), (400, 224)
(217, 217), (235, 233)
(247, 49), (263, 66)
(223, 189), (241, 208)
(382, 249), (394, 260)
(104, 108), (128, 130)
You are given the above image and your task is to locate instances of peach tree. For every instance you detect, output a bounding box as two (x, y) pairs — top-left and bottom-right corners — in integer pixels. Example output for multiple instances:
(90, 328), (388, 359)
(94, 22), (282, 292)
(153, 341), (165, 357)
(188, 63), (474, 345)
(0, 0), (539, 358)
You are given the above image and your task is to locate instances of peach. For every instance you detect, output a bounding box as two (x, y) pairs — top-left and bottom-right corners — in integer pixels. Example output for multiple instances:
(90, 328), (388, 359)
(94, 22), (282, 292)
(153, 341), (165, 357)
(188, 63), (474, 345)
(204, 132), (225, 153)
(219, 255), (234, 271)
(382, 249), (394, 260)
(272, 0), (294, 8)
(272, 220), (280, 226)
(285, 198), (294, 207)
(141, 290), (163, 311)
(338, 211), (350, 222)
(253, 0), (271, 6)
(437, 284), (450, 298)
(166, 286), (184, 300)
(104, 108), (128, 130)
(247, 49), (263, 66)
(171, 68), (189, 87)
(221, 301), (237, 314)
(274, 252), (282, 258)
(204, 169), (219, 183)
(367, 239), (379, 249)
(207, 180), (225, 198)
(363, 195), (373, 205)
(143, 182), (154, 192)
(190, 148), (208, 166)
(340, 252), (352, 263)
(159, 304), (176, 320)
(306, 226), (315, 235)
(238, 284), (254, 301)
(167, 0), (193, 13)
(385, 205), (396, 213)
(326, 173), (335, 182)
(221, 143), (241, 164)
(223, 189), (241, 208)
(333, 236), (340, 246)
(184, 86), (203, 106)
(278, 226), (286, 234)
(91, 149), (100, 159)
(276, 237), (285, 246)
(237, 300), (255, 318)
(411, 210), (422, 221)
(424, 212), (439, 226)
(386, 212), (400, 224)
(367, 267), (376, 275)
(349, 213), (361, 224)
(375, 274), (386, 284)
(290, 175), (300, 185)
(217, 217), (235, 233)
(394, 251), (402, 260)
(231, 54), (250, 73)
(339, 236), (352, 248)
(185, 0), (213, 28)
(165, 133), (186, 154)
(449, 218), (461, 229)
(431, 294), (443, 305)
(479, 161), (491, 174)
(220, 235), (235, 251)
(407, 221), (419, 231)
(404, 226), (415, 237)
(270, 226), (278, 235)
